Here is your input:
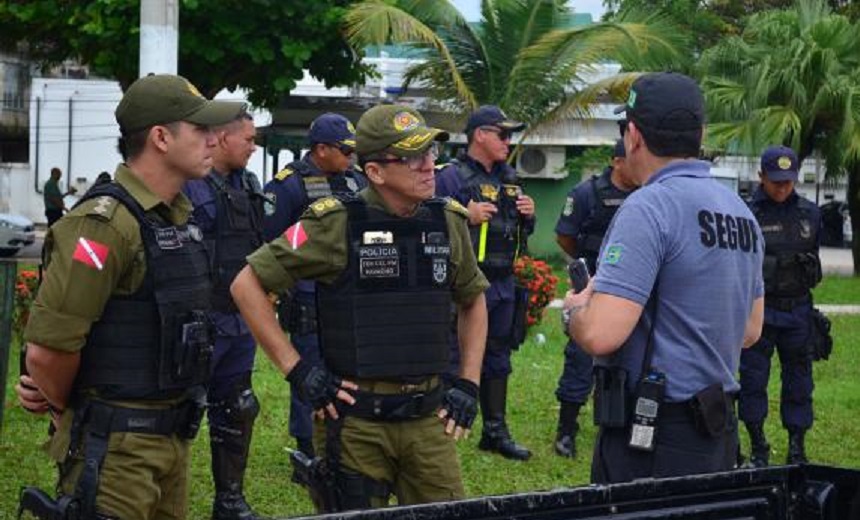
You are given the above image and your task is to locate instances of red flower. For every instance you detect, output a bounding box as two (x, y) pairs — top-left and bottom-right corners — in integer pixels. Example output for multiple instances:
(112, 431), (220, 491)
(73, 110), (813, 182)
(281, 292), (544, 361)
(513, 255), (558, 329)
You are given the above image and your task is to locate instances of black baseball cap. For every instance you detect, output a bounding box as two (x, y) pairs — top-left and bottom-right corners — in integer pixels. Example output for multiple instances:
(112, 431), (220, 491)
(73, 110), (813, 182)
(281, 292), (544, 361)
(614, 72), (704, 131)
(760, 145), (799, 181)
(464, 105), (526, 133)
(308, 113), (356, 148)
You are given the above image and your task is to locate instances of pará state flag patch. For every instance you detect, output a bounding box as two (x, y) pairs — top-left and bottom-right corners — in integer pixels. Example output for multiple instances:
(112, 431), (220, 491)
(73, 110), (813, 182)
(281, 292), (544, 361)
(284, 222), (307, 250)
(73, 237), (109, 271)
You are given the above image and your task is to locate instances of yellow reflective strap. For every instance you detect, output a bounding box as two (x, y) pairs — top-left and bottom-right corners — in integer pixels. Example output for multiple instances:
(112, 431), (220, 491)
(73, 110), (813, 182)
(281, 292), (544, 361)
(478, 221), (489, 262)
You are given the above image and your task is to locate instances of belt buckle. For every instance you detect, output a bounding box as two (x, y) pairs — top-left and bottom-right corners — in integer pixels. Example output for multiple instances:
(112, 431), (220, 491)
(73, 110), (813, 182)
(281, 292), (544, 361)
(400, 383), (422, 393)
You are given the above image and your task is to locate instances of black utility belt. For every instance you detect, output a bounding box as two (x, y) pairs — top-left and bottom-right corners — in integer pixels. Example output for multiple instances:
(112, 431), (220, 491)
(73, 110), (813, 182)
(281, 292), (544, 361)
(347, 385), (444, 422)
(75, 399), (205, 439)
(765, 295), (811, 312)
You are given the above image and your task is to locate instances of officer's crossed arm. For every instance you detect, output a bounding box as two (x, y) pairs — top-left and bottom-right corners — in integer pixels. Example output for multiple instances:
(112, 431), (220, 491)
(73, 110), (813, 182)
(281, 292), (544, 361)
(743, 297), (765, 348)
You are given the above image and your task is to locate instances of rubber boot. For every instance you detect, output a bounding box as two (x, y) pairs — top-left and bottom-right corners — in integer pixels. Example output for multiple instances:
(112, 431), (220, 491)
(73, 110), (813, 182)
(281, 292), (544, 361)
(787, 428), (808, 464)
(477, 377), (531, 461)
(554, 401), (582, 458)
(211, 390), (266, 520)
(745, 422), (770, 468)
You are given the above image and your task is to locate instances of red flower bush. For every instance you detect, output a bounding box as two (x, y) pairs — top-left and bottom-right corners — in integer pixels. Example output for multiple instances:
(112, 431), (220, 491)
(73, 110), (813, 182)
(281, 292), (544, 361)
(13, 269), (39, 342)
(514, 256), (558, 328)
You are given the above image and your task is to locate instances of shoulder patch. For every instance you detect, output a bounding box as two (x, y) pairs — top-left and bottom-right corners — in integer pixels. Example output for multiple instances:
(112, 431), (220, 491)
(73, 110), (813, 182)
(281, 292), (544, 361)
(444, 197), (469, 218)
(274, 168), (294, 181)
(81, 195), (119, 221)
(307, 196), (345, 218)
(435, 162), (451, 171)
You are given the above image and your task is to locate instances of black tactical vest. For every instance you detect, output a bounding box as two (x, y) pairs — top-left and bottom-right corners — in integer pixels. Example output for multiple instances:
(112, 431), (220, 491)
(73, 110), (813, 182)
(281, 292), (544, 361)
(578, 169), (629, 273)
(74, 183), (213, 400)
(204, 171), (265, 313)
(753, 195), (821, 298)
(454, 160), (522, 280)
(286, 159), (365, 206)
(316, 196), (452, 379)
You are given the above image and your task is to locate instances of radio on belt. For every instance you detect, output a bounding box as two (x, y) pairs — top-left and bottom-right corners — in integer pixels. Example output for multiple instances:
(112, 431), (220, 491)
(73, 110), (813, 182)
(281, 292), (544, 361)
(628, 370), (666, 451)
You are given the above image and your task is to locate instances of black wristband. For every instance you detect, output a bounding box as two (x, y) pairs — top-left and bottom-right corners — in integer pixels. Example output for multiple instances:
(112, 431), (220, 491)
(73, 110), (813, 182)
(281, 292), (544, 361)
(286, 359), (310, 385)
(452, 378), (478, 399)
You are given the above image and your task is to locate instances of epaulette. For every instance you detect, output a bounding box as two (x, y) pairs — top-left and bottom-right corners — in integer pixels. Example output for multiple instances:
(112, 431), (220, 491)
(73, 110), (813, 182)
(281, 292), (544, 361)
(307, 196), (346, 218)
(444, 197), (469, 218)
(435, 162), (451, 171)
(274, 167), (294, 181)
(81, 195), (120, 221)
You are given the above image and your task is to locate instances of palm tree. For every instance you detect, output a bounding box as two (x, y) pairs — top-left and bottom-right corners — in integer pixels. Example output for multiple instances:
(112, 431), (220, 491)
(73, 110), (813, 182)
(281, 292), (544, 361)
(699, 0), (860, 273)
(343, 0), (687, 140)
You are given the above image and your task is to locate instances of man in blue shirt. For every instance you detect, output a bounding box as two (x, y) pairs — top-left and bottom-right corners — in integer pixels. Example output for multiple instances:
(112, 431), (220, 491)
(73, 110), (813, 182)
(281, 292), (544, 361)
(552, 139), (636, 458)
(262, 113), (366, 460)
(740, 145), (823, 467)
(183, 108), (267, 520)
(564, 72), (765, 483)
(436, 105), (535, 461)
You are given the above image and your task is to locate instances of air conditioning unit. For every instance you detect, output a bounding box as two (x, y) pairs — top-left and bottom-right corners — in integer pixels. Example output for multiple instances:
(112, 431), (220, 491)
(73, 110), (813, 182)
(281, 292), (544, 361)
(516, 146), (567, 179)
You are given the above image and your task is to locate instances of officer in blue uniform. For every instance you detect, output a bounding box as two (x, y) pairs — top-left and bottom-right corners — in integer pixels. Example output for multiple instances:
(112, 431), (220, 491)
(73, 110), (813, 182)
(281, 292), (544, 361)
(739, 145), (822, 466)
(183, 108), (267, 520)
(436, 105), (535, 461)
(553, 139), (636, 458)
(262, 113), (367, 458)
(565, 72), (765, 483)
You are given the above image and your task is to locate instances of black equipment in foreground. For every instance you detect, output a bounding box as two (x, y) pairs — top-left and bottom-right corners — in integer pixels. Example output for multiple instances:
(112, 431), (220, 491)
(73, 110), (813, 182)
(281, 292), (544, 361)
(286, 464), (860, 520)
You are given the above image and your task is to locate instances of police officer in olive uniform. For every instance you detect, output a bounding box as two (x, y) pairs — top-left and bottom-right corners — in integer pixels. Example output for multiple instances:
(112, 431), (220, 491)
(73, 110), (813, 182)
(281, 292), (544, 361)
(231, 104), (489, 512)
(740, 145), (823, 467)
(553, 139), (635, 458)
(19, 75), (243, 520)
(565, 72), (764, 483)
(435, 105), (535, 461)
(183, 109), (267, 519)
(262, 113), (367, 458)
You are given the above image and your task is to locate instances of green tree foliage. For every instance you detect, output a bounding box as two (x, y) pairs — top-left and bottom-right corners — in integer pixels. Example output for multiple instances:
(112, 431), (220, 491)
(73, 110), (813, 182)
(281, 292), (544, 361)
(344, 0), (688, 138)
(698, 0), (860, 272)
(0, 0), (372, 107)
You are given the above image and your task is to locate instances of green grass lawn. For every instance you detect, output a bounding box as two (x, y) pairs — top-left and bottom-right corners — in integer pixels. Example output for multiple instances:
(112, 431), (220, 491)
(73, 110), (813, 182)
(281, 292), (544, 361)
(3, 311), (860, 518)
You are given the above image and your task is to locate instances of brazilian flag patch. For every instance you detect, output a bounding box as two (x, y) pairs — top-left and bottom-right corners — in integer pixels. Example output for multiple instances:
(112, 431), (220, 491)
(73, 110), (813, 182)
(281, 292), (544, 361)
(603, 245), (623, 265)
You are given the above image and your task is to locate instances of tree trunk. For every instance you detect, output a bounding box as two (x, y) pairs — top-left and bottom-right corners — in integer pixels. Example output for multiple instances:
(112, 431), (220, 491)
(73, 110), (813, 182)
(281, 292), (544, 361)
(847, 162), (860, 275)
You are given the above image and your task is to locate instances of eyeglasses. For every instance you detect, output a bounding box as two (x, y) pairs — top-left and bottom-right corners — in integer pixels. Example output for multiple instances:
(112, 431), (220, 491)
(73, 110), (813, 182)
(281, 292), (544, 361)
(479, 126), (513, 141)
(368, 143), (439, 171)
(617, 119), (628, 137)
(328, 143), (355, 157)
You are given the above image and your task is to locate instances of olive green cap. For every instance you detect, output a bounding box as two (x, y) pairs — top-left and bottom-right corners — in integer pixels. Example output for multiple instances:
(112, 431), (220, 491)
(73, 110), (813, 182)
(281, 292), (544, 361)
(115, 74), (246, 134)
(355, 104), (449, 158)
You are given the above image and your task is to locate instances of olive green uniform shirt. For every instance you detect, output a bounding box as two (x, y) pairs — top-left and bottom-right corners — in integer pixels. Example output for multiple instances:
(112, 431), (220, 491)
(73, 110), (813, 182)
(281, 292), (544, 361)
(25, 164), (194, 353)
(247, 186), (489, 305)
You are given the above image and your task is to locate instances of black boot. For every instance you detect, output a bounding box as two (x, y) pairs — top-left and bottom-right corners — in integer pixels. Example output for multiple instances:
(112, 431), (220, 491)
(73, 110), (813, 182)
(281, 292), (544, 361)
(211, 385), (266, 520)
(745, 422), (770, 468)
(554, 401), (582, 458)
(787, 428), (808, 464)
(477, 377), (531, 461)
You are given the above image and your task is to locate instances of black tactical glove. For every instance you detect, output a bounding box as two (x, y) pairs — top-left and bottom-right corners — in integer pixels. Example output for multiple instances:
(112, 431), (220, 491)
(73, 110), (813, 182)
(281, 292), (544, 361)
(286, 359), (342, 410)
(440, 378), (479, 429)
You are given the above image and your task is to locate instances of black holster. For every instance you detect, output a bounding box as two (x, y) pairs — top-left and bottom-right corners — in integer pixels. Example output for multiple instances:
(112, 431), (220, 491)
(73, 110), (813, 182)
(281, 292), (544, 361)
(17, 487), (80, 520)
(690, 383), (731, 438)
(593, 366), (628, 428)
(809, 308), (833, 361)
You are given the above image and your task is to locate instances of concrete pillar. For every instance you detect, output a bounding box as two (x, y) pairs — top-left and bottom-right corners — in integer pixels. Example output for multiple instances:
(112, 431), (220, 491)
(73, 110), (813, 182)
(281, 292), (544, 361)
(139, 0), (179, 77)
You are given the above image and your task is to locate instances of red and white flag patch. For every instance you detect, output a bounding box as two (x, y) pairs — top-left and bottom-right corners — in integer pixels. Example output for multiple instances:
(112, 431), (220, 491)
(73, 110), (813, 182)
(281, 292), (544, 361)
(284, 222), (308, 250)
(73, 237), (109, 271)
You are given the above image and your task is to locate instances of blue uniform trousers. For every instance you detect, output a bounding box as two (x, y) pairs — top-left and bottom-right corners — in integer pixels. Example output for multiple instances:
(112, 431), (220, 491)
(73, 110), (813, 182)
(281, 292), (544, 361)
(447, 280), (515, 379)
(555, 339), (594, 404)
(738, 304), (814, 430)
(289, 332), (323, 440)
(208, 332), (257, 425)
(591, 400), (738, 484)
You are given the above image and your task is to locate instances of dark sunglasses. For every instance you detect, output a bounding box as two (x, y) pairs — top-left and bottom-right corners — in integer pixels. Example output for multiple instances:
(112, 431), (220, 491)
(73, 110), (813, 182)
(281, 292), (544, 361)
(479, 126), (513, 141)
(328, 143), (355, 156)
(617, 119), (628, 137)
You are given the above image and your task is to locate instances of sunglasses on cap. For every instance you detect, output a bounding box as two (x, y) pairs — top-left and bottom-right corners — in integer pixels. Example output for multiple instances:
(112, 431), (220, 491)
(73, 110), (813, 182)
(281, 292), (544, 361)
(479, 126), (513, 141)
(368, 142), (440, 171)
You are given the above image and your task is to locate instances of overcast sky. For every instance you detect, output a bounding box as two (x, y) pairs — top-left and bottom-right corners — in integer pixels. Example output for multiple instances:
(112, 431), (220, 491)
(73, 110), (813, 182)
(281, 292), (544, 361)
(451, 0), (606, 21)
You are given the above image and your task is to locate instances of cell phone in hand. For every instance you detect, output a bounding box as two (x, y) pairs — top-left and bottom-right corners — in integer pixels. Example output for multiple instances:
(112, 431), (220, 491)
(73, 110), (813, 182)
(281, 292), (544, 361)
(567, 258), (590, 293)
